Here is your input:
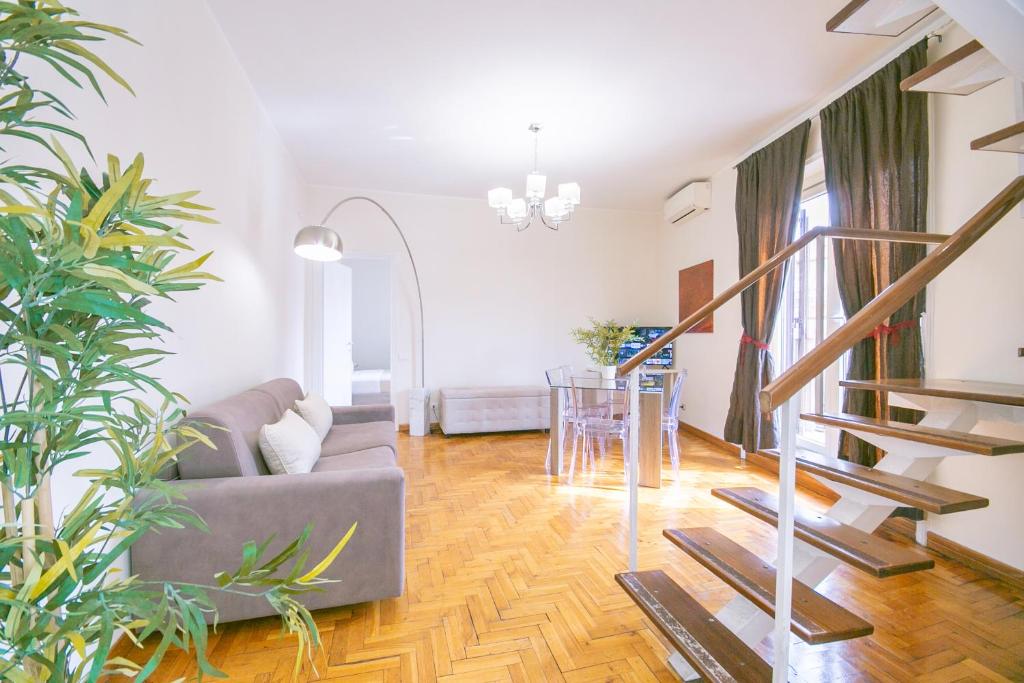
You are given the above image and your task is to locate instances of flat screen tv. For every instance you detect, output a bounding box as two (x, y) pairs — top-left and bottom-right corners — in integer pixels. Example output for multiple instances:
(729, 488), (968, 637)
(616, 326), (674, 390)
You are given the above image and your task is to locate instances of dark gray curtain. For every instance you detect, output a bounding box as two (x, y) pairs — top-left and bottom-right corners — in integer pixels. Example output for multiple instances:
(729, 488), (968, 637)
(821, 41), (929, 466)
(724, 121), (810, 452)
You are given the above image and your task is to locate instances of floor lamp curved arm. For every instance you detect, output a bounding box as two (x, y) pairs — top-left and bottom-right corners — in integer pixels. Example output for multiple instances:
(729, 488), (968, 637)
(309, 196), (425, 389)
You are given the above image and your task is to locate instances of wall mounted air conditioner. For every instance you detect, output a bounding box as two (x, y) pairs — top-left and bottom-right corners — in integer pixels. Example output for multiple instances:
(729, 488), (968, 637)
(664, 181), (711, 224)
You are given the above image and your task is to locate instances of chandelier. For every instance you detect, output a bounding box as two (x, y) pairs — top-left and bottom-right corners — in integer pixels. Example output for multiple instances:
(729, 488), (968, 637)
(487, 123), (581, 231)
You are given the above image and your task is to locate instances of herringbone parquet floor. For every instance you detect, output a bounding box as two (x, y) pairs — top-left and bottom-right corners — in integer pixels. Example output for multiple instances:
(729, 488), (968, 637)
(123, 431), (1024, 682)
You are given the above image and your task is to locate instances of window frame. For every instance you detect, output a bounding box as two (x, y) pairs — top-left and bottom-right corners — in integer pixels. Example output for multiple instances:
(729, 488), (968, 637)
(778, 174), (846, 455)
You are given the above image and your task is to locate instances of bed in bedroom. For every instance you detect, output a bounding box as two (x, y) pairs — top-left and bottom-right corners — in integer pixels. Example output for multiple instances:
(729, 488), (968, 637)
(352, 368), (391, 405)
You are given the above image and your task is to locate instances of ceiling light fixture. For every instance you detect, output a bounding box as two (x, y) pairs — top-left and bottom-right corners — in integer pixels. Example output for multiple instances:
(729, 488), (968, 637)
(488, 123), (580, 231)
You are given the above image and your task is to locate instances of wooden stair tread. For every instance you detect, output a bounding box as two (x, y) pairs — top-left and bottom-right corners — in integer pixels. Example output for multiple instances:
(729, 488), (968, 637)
(615, 570), (772, 682)
(756, 449), (988, 514)
(801, 411), (1024, 456)
(971, 121), (1024, 154)
(841, 377), (1024, 408)
(826, 0), (938, 36)
(711, 487), (935, 577)
(664, 527), (874, 644)
(900, 39), (1006, 95)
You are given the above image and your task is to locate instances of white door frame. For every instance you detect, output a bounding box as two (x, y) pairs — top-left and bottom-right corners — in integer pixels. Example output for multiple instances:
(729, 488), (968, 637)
(323, 261), (354, 406)
(305, 252), (399, 406)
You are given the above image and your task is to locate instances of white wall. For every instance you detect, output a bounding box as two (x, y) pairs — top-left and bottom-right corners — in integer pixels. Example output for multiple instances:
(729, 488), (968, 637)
(922, 26), (1024, 568)
(34, 1), (308, 528)
(347, 259), (392, 370)
(304, 187), (664, 424)
(656, 170), (743, 438)
(654, 26), (1024, 568)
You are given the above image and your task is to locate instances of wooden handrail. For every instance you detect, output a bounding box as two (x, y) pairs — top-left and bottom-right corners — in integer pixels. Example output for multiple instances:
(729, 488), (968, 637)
(760, 175), (1024, 412)
(616, 227), (949, 377)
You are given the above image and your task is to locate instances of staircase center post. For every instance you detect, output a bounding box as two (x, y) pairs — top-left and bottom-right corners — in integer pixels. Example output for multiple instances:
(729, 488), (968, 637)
(628, 368), (641, 572)
(772, 393), (799, 681)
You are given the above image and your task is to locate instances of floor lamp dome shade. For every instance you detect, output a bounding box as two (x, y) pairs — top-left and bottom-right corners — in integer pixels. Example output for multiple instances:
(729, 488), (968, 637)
(293, 225), (343, 261)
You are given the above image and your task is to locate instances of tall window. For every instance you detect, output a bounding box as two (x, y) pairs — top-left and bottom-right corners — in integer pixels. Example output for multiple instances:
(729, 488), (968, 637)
(774, 177), (846, 453)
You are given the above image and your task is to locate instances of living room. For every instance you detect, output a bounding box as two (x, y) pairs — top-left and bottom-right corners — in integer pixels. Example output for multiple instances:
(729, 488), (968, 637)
(1, 1), (1023, 681)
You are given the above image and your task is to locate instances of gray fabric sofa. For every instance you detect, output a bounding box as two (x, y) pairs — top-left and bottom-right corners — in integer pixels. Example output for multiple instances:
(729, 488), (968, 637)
(129, 378), (404, 623)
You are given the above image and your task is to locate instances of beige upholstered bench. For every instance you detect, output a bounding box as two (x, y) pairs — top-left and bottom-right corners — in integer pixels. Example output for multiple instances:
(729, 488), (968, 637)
(438, 386), (551, 435)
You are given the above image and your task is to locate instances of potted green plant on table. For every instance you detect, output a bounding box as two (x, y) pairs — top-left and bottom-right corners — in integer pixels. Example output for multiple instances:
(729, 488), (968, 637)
(570, 318), (639, 380)
(0, 4), (349, 680)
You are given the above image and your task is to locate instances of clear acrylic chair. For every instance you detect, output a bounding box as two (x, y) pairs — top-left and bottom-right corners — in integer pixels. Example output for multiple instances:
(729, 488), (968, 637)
(662, 370), (688, 476)
(576, 377), (631, 484)
(565, 377), (595, 483)
(544, 365), (579, 473)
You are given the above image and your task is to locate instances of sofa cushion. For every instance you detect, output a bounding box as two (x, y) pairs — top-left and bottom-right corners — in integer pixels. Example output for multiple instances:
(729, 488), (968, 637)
(259, 409), (322, 475)
(252, 378), (304, 414)
(178, 389), (282, 479)
(332, 404), (395, 426)
(295, 393), (332, 441)
(321, 421), (397, 457)
(313, 447), (397, 471)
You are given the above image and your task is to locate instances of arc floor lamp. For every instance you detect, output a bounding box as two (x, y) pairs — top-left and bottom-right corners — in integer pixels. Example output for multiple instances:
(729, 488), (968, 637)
(294, 196), (429, 435)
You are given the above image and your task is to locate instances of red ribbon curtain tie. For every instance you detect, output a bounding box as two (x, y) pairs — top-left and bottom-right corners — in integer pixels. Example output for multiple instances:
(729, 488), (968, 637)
(740, 333), (770, 351)
(864, 319), (918, 345)
(738, 334), (770, 367)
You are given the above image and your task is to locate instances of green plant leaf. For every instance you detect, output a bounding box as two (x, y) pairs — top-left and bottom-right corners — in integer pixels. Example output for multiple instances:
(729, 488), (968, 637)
(0, 4), (343, 679)
(81, 264), (159, 295)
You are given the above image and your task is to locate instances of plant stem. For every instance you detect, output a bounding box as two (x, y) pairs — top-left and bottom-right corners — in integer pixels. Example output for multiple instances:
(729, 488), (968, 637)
(35, 426), (54, 565)
(20, 494), (36, 578)
(18, 494), (44, 681)
(1, 477), (22, 585)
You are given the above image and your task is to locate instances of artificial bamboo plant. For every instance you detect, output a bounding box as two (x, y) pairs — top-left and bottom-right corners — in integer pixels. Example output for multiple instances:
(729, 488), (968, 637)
(570, 318), (639, 368)
(0, 3), (352, 680)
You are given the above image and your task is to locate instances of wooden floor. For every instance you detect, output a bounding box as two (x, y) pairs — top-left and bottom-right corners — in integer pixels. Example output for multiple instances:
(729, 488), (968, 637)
(126, 431), (1024, 682)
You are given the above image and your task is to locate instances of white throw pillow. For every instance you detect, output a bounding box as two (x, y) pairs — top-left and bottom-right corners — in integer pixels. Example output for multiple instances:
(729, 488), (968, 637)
(258, 409), (321, 475)
(294, 393), (333, 441)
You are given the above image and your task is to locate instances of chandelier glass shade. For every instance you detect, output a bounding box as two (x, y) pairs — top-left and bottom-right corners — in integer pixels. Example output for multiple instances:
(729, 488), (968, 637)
(488, 124), (580, 231)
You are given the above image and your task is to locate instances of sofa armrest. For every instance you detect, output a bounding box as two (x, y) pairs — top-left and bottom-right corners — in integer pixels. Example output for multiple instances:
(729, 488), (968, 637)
(130, 466), (404, 622)
(331, 404), (395, 425)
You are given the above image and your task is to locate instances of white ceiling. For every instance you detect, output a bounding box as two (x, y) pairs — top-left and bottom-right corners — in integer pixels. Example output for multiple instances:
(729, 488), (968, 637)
(207, 1), (899, 211)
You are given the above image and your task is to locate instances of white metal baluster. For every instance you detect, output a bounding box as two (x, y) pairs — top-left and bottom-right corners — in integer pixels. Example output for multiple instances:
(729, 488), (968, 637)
(773, 394), (798, 681)
(814, 234), (826, 414)
(627, 368), (640, 572)
(771, 232), (800, 681)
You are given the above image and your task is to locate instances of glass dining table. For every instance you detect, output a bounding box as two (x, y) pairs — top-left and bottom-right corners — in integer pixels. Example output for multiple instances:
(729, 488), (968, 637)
(547, 371), (681, 488)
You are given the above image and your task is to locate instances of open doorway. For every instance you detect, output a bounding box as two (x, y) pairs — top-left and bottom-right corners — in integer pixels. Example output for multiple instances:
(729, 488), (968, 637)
(348, 257), (392, 405)
(323, 256), (392, 407)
